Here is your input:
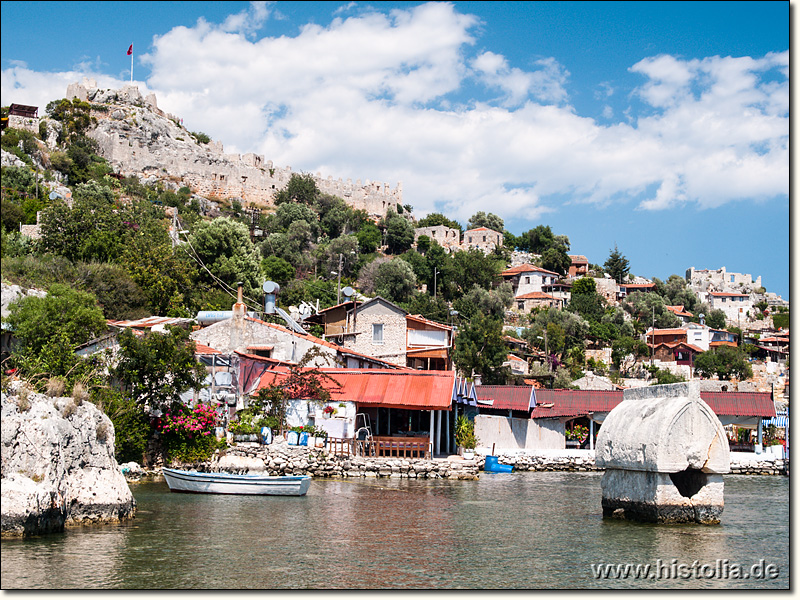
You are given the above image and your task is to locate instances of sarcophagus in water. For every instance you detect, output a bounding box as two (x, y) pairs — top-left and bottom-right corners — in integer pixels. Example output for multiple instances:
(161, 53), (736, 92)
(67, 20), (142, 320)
(595, 381), (730, 524)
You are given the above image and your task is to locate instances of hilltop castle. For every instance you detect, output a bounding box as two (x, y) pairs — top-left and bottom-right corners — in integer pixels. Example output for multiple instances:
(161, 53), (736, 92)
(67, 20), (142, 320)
(64, 79), (403, 218)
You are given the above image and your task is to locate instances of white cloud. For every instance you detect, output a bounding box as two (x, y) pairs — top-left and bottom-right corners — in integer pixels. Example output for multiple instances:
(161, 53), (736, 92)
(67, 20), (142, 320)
(0, 3), (788, 224)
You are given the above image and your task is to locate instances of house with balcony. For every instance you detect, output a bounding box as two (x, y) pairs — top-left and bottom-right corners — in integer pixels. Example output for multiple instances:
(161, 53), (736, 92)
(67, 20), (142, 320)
(502, 263), (562, 312)
(568, 255), (589, 278)
(305, 297), (453, 370)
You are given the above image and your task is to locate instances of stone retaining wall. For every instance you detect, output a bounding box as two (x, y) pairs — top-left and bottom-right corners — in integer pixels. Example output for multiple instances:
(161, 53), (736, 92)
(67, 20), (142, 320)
(127, 446), (788, 482)
(175, 443), (479, 480)
(480, 451), (789, 476)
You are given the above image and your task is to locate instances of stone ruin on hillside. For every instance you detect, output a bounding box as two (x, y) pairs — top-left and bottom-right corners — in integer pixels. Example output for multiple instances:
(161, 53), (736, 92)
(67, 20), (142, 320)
(595, 381), (730, 524)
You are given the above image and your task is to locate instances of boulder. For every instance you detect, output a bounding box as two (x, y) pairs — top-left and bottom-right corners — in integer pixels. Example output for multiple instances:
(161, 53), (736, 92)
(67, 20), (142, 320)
(1, 385), (136, 537)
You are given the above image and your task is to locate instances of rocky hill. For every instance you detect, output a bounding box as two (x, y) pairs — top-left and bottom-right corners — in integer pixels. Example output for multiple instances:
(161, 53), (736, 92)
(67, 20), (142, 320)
(64, 78), (403, 218)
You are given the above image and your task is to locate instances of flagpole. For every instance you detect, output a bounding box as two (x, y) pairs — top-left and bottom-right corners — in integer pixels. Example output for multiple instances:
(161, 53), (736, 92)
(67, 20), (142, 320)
(130, 47), (133, 83)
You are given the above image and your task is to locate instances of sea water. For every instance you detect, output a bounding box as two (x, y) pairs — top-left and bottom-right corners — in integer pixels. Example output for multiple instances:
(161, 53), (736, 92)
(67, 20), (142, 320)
(0, 471), (789, 589)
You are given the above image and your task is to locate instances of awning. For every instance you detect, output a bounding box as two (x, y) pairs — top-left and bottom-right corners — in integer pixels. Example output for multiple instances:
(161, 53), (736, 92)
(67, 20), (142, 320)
(763, 412), (789, 428)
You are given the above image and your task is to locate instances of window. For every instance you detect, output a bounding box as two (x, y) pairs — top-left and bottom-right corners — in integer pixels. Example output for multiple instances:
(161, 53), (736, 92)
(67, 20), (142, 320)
(524, 277), (530, 284)
(372, 323), (384, 344)
(518, 301), (525, 310)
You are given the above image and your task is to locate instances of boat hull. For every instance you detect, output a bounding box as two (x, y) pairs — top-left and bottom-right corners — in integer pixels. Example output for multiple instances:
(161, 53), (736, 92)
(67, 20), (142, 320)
(162, 468), (311, 496)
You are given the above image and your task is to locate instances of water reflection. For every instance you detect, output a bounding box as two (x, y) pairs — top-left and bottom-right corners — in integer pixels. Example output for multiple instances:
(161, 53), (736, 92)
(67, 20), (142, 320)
(0, 473), (788, 589)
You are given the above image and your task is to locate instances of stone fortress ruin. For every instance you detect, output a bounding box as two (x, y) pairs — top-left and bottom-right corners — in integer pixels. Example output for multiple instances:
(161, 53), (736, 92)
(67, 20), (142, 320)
(63, 79), (404, 219)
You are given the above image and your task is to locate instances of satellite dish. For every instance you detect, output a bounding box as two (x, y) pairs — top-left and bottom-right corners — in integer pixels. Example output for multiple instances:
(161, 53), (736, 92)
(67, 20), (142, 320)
(298, 302), (313, 319)
(263, 281), (280, 294)
(342, 286), (354, 297)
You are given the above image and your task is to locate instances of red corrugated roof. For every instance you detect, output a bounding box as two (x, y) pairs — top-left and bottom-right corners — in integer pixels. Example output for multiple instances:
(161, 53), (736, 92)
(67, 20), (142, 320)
(529, 389), (775, 419)
(708, 292), (749, 297)
(701, 392), (775, 418)
(502, 263), (559, 277)
(255, 368), (455, 410)
(406, 314), (452, 330)
(475, 385), (535, 411)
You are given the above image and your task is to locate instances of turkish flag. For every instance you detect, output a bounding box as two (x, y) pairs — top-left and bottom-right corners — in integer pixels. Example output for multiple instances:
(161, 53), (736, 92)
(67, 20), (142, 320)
(127, 44), (133, 56)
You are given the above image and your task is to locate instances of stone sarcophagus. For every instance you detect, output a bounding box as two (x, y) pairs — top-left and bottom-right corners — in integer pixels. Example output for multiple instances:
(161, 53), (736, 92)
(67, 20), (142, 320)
(595, 382), (730, 524)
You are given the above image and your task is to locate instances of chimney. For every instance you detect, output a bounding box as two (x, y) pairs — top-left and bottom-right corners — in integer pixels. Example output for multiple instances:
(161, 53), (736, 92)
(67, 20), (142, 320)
(230, 281), (246, 351)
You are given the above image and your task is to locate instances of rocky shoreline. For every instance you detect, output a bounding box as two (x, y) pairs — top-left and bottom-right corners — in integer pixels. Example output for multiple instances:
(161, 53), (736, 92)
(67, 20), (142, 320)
(1, 385), (136, 538)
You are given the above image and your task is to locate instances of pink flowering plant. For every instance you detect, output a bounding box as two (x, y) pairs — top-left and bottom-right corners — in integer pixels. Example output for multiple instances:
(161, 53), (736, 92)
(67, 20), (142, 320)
(157, 403), (219, 438)
(154, 403), (224, 463)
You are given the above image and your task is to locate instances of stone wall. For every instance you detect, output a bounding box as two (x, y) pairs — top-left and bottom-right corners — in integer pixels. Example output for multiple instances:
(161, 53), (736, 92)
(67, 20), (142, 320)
(345, 301), (407, 366)
(193, 443), (479, 480)
(475, 450), (788, 476)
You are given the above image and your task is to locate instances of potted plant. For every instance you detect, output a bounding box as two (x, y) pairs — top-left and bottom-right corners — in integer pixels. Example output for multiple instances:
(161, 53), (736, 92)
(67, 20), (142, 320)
(565, 424), (588, 448)
(455, 415), (478, 459)
(322, 405), (335, 418)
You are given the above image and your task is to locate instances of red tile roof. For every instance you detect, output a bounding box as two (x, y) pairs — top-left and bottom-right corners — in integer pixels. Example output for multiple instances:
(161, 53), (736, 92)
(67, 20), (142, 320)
(515, 291), (556, 300)
(501, 263), (560, 277)
(406, 314), (452, 331)
(475, 385), (535, 411)
(255, 368), (455, 410)
(194, 342), (221, 355)
(708, 292), (750, 297)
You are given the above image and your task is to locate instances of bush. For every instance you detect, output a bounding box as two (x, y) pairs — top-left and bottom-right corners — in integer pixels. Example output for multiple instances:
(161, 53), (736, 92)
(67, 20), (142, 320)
(154, 403), (223, 463)
(71, 382), (88, 405)
(94, 388), (154, 464)
(96, 421), (110, 443)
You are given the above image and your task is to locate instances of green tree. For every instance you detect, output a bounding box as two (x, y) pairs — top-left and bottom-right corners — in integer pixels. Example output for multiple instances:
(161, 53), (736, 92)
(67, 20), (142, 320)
(261, 255), (295, 287)
(374, 257), (417, 303)
(384, 209), (415, 254)
(706, 309), (727, 330)
(604, 244), (630, 284)
(540, 247), (571, 275)
(452, 313), (508, 384)
(45, 98), (96, 143)
(694, 346), (753, 381)
(273, 173), (319, 206)
(112, 325), (206, 411)
(187, 217), (262, 298)
(467, 211), (504, 232)
(417, 212), (463, 233)
(356, 222), (382, 254)
(6, 284), (107, 380)
(453, 282), (513, 321)
(611, 335), (649, 374)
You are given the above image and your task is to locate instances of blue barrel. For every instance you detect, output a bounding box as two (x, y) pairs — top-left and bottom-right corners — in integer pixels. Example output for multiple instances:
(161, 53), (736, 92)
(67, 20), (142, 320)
(298, 431), (310, 446)
(260, 427), (272, 445)
(287, 431), (299, 445)
(484, 455), (513, 473)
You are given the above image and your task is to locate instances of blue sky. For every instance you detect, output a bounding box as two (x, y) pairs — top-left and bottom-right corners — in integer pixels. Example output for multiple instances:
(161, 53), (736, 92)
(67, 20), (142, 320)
(1, 1), (790, 300)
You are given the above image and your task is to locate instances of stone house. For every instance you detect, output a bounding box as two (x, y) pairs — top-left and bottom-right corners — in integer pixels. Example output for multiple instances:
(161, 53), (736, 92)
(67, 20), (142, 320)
(462, 227), (503, 253)
(414, 225), (461, 252)
(706, 291), (754, 324)
(307, 298), (453, 370)
(665, 305), (693, 324)
(502, 264), (560, 295)
(568, 255), (589, 278)
(513, 291), (564, 312)
(686, 266), (761, 291)
(338, 297), (409, 367)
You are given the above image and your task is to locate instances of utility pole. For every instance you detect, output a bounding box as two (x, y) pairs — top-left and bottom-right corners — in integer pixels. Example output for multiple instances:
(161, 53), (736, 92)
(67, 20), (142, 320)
(337, 253), (343, 305)
(651, 305), (655, 366)
(434, 268), (439, 299)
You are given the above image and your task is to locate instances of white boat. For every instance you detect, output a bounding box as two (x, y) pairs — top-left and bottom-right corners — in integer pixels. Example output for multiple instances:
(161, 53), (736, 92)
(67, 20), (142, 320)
(162, 467), (311, 496)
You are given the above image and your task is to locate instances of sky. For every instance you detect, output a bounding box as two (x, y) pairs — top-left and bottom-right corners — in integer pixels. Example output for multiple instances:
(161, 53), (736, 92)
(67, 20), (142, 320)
(1, 1), (791, 300)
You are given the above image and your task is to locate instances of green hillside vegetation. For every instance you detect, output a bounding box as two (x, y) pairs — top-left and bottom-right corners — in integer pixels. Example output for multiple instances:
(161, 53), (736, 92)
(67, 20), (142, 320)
(1, 97), (783, 403)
